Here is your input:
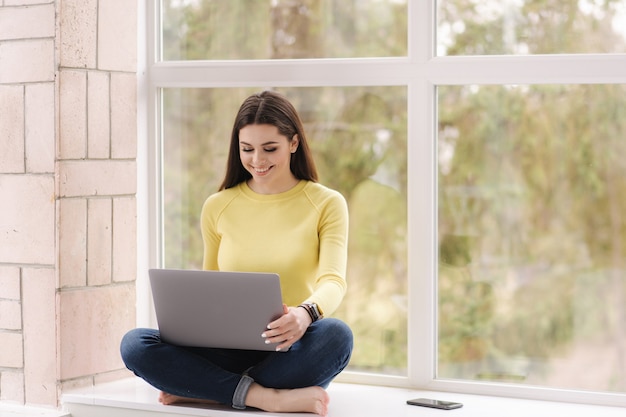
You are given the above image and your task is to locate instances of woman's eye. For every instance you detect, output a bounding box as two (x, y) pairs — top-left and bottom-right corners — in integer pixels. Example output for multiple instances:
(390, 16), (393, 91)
(241, 147), (277, 153)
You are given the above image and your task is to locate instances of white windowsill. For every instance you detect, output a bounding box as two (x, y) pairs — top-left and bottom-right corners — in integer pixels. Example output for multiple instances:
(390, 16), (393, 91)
(61, 377), (625, 417)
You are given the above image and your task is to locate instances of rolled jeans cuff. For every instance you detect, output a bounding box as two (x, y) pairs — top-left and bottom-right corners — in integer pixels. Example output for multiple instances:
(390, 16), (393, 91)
(232, 374), (254, 409)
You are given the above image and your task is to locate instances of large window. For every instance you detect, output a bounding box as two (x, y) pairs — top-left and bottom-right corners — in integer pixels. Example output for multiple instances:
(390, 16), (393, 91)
(162, 86), (408, 375)
(438, 0), (626, 55)
(162, 0), (407, 59)
(144, 0), (626, 406)
(438, 84), (626, 393)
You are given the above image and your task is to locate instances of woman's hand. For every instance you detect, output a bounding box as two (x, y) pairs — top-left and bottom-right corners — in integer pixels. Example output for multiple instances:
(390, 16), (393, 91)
(261, 304), (313, 351)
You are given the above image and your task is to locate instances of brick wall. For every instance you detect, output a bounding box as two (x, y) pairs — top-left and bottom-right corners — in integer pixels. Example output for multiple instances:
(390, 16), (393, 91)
(0, 0), (138, 407)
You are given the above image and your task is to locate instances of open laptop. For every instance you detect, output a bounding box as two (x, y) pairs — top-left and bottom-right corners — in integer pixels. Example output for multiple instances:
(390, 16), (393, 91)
(149, 268), (285, 351)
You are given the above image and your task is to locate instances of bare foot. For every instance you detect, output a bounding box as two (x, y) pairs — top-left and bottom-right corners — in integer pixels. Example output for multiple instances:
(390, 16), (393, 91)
(245, 383), (330, 416)
(158, 391), (220, 406)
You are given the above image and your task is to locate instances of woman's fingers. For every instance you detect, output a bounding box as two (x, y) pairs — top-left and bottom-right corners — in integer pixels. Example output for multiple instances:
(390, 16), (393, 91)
(262, 306), (308, 350)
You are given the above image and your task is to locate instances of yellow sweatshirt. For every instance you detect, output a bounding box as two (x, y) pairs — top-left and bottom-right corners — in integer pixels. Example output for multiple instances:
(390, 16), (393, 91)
(200, 180), (348, 316)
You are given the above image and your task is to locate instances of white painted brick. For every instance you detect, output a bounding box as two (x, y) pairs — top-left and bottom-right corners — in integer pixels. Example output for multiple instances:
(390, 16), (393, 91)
(0, 266), (21, 300)
(58, 198), (87, 288)
(110, 72), (137, 159)
(0, 84), (24, 173)
(25, 82), (55, 173)
(59, 0), (97, 68)
(59, 283), (135, 380)
(0, 4), (55, 41)
(59, 70), (87, 159)
(94, 368), (134, 385)
(22, 267), (56, 405)
(0, 39), (54, 83)
(0, 300), (21, 330)
(112, 197), (136, 282)
(5, 0), (53, 5)
(58, 159), (136, 197)
(0, 175), (55, 265)
(87, 71), (110, 158)
(0, 332), (23, 367)
(0, 370), (24, 403)
(98, 0), (137, 72)
(58, 376), (93, 395)
(87, 198), (112, 286)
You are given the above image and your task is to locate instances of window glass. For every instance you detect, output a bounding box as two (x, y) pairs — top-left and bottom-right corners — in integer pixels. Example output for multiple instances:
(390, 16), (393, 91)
(437, 83), (626, 392)
(437, 0), (626, 55)
(162, 86), (408, 375)
(161, 0), (407, 60)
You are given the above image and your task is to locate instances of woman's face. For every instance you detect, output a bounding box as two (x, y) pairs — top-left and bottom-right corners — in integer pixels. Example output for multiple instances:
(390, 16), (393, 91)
(239, 124), (299, 194)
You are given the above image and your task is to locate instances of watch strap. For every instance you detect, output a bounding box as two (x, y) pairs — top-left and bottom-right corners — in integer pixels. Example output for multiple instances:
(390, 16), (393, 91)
(298, 303), (323, 322)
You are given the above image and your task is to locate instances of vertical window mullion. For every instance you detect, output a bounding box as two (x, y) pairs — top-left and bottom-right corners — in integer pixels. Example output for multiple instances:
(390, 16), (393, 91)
(408, 0), (439, 387)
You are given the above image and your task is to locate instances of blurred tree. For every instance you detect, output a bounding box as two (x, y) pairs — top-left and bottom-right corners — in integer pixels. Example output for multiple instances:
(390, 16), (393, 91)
(160, 0), (410, 374)
(158, 0), (626, 389)
(437, 0), (626, 390)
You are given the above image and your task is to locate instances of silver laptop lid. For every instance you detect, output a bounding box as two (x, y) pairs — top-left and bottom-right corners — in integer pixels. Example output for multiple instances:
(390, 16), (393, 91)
(149, 269), (284, 351)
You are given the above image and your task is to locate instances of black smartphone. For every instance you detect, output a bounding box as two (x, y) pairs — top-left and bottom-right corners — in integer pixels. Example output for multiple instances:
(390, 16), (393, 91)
(406, 398), (463, 410)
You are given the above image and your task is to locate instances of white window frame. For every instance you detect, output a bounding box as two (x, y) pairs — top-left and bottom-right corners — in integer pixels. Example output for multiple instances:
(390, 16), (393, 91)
(138, 0), (626, 407)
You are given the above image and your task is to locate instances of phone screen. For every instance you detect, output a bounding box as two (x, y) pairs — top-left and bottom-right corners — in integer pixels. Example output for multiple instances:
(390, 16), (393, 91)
(406, 398), (463, 410)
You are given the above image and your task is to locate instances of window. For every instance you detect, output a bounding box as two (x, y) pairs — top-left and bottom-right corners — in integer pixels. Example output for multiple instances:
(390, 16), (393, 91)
(437, 0), (626, 55)
(438, 83), (626, 394)
(144, 0), (626, 406)
(162, 86), (408, 376)
(161, 0), (407, 59)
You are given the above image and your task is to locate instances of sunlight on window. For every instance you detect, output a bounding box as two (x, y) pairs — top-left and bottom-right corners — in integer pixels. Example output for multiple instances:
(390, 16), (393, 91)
(161, 86), (409, 375)
(161, 0), (407, 60)
(438, 83), (626, 393)
(437, 0), (626, 55)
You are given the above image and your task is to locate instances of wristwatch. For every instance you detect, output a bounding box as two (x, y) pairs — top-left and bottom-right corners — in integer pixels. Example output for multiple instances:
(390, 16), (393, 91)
(298, 303), (324, 322)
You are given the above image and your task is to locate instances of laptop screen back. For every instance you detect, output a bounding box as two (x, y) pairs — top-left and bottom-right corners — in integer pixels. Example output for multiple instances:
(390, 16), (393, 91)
(149, 269), (284, 351)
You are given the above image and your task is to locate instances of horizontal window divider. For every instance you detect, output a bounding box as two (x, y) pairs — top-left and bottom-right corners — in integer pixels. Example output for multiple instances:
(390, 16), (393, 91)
(149, 58), (417, 88)
(150, 54), (626, 87)
(336, 372), (411, 388)
(428, 54), (626, 85)
(425, 379), (626, 408)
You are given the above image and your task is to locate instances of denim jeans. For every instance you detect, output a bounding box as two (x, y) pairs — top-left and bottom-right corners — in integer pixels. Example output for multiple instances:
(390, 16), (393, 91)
(120, 318), (353, 409)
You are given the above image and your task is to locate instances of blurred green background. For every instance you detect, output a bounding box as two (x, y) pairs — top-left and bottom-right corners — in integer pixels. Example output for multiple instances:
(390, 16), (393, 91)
(159, 0), (626, 391)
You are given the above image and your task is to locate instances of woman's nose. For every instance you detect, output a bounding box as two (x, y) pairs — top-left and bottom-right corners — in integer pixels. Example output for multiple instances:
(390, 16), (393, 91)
(252, 152), (265, 164)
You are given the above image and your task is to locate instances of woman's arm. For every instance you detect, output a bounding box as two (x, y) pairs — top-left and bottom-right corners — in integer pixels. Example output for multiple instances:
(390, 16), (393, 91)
(304, 190), (349, 316)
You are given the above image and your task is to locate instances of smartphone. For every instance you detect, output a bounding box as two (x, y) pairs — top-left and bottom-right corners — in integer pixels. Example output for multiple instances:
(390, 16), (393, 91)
(406, 398), (463, 410)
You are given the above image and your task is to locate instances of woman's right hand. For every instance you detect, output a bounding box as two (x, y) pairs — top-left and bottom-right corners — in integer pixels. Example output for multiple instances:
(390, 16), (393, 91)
(261, 304), (312, 351)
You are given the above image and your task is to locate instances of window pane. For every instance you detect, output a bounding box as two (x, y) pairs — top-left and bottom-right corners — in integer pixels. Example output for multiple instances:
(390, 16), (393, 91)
(161, 0), (407, 60)
(437, 84), (626, 392)
(437, 0), (626, 55)
(162, 86), (408, 375)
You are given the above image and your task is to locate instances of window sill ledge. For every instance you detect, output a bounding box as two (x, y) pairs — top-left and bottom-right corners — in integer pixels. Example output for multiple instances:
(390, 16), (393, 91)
(61, 377), (625, 417)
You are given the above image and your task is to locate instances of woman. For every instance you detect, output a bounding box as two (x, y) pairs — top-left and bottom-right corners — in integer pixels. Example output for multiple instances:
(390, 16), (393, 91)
(121, 91), (353, 416)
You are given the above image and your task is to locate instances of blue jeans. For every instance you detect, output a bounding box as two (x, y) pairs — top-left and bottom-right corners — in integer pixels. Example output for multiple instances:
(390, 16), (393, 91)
(120, 318), (353, 409)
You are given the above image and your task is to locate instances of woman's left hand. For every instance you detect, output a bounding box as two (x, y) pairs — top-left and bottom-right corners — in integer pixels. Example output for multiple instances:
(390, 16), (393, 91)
(261, 304), (312, 351)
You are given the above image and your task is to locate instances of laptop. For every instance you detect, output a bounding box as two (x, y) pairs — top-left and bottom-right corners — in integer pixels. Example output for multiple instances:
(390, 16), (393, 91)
(149, 268), (285, 351)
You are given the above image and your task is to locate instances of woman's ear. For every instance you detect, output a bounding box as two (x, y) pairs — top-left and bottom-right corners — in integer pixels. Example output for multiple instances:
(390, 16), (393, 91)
(290, 134), (299, 153)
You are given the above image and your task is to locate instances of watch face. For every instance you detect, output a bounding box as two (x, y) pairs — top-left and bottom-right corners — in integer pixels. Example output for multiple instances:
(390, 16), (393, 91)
(311, 303), (322, 319)
(300, 303), (323, 321)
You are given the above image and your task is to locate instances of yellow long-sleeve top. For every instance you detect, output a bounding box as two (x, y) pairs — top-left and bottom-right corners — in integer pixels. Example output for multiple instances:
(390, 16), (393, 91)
(200, 180), (348, 316)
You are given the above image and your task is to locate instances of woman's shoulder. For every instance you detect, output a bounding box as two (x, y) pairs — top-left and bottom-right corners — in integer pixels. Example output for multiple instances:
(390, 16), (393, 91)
(303, 181), (347, 208)
(202, 184), (244, 213)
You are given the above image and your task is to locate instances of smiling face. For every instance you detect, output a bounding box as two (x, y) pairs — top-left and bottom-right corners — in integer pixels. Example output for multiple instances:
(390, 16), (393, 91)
(239, 123), (300, 194)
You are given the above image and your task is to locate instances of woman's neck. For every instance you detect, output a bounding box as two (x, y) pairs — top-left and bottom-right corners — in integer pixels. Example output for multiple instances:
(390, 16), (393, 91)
(246, 176), (300, 195)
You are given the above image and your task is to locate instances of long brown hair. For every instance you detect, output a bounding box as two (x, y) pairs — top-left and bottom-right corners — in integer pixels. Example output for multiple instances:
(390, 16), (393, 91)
(219, 91), (318, 190)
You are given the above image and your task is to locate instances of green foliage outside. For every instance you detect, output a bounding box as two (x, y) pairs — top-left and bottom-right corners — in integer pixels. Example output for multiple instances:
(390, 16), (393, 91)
(159, 0), (626, 391)
(438, 83), (626, 391)
(436, 0), (626, 392)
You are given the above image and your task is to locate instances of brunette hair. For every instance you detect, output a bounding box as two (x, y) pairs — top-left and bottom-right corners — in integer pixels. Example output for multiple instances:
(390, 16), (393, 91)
(219, 90), (318, 190)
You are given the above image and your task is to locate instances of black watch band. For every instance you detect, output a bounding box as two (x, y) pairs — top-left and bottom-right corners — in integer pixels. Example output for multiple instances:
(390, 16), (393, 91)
(298, 303), (323, 322)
